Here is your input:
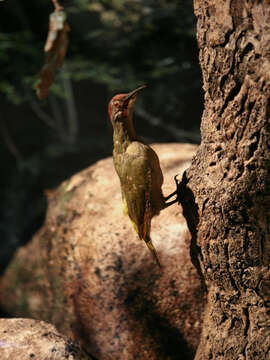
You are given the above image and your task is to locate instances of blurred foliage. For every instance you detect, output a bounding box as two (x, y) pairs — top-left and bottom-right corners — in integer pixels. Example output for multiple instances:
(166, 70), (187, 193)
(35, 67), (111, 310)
(0, 0), (201, 131)
(0, 0), (202, 272)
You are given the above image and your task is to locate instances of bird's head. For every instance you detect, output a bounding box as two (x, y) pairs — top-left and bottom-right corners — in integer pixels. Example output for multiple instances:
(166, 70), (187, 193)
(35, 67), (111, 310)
(108, 85), (146, 124)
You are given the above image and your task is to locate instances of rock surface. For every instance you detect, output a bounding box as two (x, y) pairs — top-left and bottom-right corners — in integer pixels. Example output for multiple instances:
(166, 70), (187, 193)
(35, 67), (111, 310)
(0, 318), (89, 360)
(0, 143), (205, 360)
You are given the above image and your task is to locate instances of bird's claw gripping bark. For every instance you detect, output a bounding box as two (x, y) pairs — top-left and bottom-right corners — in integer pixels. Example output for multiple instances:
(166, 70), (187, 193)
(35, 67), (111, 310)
(174, 174), (181, 203)
(164, 174), (181, 206)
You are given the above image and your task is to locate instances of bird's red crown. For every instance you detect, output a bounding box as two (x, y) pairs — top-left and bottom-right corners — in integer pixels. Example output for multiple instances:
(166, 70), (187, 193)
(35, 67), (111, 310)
(108, 86), (146, 122)
(108, 93), (127, 122)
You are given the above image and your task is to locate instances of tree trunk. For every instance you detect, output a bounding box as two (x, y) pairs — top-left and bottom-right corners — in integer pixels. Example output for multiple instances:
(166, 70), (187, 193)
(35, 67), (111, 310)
(180, 1), (270, 359)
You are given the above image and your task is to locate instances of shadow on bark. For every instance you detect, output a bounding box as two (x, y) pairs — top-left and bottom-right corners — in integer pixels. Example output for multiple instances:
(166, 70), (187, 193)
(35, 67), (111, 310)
(179, 171), (205, 291)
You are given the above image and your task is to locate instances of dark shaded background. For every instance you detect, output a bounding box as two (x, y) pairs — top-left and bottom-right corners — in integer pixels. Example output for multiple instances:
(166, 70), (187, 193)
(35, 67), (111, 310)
(0, 0), (203, 274)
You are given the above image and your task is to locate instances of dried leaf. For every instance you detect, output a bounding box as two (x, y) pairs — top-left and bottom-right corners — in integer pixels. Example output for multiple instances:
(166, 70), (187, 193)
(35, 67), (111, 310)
(44, 10), (67, 53)
(36, 10), (70, 100)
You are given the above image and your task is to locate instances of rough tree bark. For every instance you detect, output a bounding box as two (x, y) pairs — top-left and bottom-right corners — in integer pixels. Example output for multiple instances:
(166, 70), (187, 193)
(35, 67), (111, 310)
(180, 1), (270, 359)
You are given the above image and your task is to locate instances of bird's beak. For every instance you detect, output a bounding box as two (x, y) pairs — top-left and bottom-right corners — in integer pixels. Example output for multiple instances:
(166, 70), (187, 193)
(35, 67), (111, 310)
(123, 85), (146, 103)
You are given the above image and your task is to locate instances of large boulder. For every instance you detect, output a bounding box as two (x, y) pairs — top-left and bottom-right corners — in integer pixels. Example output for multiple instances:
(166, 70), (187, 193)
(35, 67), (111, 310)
(0, 143), (205, 359)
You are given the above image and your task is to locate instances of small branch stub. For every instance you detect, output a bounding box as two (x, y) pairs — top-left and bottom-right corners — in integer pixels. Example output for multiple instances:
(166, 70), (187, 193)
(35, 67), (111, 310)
(51, 0), (63, 11)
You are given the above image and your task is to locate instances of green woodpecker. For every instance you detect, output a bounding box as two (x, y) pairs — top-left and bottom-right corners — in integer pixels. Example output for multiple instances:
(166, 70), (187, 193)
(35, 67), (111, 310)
(108, 85), (179, 267)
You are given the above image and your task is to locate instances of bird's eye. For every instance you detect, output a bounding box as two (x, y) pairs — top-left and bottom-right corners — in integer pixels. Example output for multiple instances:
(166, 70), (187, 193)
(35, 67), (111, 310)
(114, 101), (120, 108)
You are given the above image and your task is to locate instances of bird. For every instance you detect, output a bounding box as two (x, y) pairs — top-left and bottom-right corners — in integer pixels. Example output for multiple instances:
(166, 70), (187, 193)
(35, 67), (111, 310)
(108, 85), (179, 267)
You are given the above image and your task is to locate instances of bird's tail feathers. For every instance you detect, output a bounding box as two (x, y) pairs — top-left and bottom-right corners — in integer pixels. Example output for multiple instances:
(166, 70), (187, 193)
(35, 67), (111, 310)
(145, 236), (161, 268)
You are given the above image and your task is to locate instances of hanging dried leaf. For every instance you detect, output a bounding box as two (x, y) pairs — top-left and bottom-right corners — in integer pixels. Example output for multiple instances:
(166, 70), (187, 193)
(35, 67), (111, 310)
(36, 10), (70, 100)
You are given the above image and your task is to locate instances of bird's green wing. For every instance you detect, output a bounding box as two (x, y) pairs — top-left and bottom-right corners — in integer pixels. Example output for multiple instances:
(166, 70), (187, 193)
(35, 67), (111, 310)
(121, 154), (152, 240)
